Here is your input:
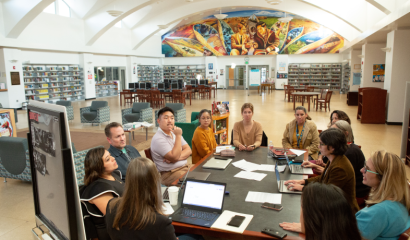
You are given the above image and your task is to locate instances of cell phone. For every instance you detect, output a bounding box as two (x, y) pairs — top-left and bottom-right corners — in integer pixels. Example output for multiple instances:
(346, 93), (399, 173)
(262, 227), (287, 239)
(227, 215), (245, 227)
(261, 202), (283, 211)
(215, 156), (230, 160)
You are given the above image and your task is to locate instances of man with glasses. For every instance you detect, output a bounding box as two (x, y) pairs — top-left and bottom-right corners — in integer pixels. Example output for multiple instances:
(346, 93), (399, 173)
(106, 122), (141, 180)
(151, 107), (192, 186)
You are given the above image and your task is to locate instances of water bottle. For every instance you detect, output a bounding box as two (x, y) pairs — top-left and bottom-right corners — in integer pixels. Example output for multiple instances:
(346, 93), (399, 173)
(268, 141), (274, 158)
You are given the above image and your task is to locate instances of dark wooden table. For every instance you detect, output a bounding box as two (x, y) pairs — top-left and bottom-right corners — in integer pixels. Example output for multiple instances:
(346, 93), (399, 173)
(171, 148), (307, 240)
(182, 91), (193, 105)
(258, 83), (274, 94)
(208, 82), (218, 91)
(290, 92), (320, 111)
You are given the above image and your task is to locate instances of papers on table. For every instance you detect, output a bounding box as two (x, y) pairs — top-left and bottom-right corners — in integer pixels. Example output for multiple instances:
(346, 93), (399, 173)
(245, 191), (282, 204)
(232, 159), (261, 172)
(276, 165), (286, 172)
(132, 122), (153, 128)
(215, 145), (236, 153)
(162, 202), (174, 215)
(234, 171), (267, 181)
(211, 210), (253, 234)
(259, 164), (276, 172)
(289, 149), (306, 156)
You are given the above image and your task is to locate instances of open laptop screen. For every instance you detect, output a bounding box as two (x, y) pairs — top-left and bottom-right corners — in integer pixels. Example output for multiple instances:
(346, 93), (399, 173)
(182, 180), (225, 210)
(285, 152), (292, 168)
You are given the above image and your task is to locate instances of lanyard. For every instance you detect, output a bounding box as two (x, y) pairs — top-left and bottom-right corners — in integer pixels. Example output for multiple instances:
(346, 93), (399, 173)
(296, 123), (305, 148)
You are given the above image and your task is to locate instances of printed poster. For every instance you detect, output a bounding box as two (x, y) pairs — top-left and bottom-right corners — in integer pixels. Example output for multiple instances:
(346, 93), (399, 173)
(373, 64), (385, 82)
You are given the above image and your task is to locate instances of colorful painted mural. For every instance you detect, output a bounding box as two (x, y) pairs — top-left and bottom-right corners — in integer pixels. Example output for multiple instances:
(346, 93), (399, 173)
(162, 10), (344, 57)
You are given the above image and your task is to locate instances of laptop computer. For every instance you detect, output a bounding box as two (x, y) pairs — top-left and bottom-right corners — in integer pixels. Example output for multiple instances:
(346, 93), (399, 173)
(275, 163), (302, 195)
(178, 172), (211, 183)
(169, 179), (227, 227)
(162, 166), (192, 202)
(285, 152), (313, 175)
(202, 157), (232, 170)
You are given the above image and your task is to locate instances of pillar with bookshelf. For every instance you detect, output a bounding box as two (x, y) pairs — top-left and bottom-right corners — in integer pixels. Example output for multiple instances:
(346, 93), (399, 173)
(23, 64), (84, 103)
(212, 113), (229, 145)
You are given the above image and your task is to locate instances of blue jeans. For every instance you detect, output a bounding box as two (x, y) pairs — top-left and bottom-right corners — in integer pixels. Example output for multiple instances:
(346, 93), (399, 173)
(177, 233), (205, 240)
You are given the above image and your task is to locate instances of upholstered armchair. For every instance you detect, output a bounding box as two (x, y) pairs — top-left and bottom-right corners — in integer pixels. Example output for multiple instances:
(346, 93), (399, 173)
(56, 101), (74, 121)
(121, 102), (153, 125)
(175, 112), (200, 148)
(80, 101), (110, 125)
(155, 103), (186, 127)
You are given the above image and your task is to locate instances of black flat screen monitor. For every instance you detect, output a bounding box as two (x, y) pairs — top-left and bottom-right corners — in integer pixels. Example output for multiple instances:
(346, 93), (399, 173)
(190, 80), (196, 85)
(177, 80), (183, 89)
(171, 83), (178, 90)
(139, 82), (146, 89)
(158, 83), (165, 89)
(199, 80), (206, 85)
(146, 82), (152, 89)
(134, 82), (140, 89)
(128, 83), (135, 89)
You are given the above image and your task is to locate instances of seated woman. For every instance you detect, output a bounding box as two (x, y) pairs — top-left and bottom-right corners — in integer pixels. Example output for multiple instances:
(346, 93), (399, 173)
(303, 120), (370, 203)
(282, 106), (320, 159)
(285, 128), (360, 213)
(80, 147), (124, 240)
(328, 110), (351, 127)
(191, 109), (217, 164)
(356, 150), (410, 240)
(106, 157), (204, 240)
(233, 103), (263, 151)
(279, 182), (362, 240)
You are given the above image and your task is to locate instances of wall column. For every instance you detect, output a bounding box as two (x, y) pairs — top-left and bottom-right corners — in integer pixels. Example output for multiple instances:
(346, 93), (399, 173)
(79, 53), (96, 99)
(349, 49), (361, 91)
(360, 43), (386, 88)
(384, 29), (410, 124)
(0, 48), (25, 108)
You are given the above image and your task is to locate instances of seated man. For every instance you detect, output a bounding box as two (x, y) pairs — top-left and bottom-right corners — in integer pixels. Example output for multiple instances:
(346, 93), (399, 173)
(105, 122), (141, 180)
(151, 107), (192, 186)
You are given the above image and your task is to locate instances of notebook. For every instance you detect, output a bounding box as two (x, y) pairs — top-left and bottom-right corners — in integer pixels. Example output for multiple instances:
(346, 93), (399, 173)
(169, 179), (227, 227)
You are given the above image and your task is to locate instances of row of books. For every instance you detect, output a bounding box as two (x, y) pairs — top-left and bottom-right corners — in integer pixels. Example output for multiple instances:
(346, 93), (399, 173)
(214, 132), (227, 145)
(23, 66), (80, 71)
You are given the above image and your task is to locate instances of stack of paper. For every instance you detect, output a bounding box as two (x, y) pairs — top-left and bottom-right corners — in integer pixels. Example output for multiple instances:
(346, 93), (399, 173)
(132, 122), (153, 128)
(245, 191), (282, 204)
(290, 149), (306, 156)
(162, 202), (174, 215)
(234, 171), (267, 181)
(211, 210), (253, 234)
(215, 145), (236, 153)
(232, 159), (261, 172)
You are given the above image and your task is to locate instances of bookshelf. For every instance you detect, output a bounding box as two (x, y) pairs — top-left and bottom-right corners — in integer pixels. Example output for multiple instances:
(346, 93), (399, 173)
(163, 65), (205, 84)
(341, 64), (351, 93)
(407, 109), (410, 165)
(212, 113), (229, 145)
(357, 87), (387, 124)
(95, 82), (118, 98)
(288, 63), (342, 90)
(138, 65), (163, 87)
(23, 64), (84, 103)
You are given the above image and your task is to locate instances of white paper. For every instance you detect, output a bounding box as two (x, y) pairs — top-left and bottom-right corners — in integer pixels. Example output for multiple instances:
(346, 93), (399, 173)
(245, 191), (282, 204)
(215, 145), (235, 153)
(234, 171), (267, 181)
(232, 159), (261, 172)
(258, 164), (276, 172)
(277, 165), (286, 172)
(162, 202), (174, 215)
(211, 210), (253, 234)
(290, 149), (306, 156)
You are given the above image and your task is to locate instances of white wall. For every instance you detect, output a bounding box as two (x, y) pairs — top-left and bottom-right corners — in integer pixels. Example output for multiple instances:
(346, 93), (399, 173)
(0, 49), (26, 108)
(350, 49), (361, 91)
(288, 54), (342, 63)
(79, 53), (96, 99)
(361, 43), (386, 88)
(384, 30), (410, 123)
(21, 50), (80, 64)
(163, 57), (205, 65)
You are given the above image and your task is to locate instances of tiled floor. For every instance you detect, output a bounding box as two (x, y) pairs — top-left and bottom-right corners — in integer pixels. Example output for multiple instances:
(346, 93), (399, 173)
(2, 89), (407, 239)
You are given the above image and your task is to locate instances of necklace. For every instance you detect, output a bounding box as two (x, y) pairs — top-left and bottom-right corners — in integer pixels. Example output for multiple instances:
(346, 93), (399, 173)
(296, 123), (305, 148)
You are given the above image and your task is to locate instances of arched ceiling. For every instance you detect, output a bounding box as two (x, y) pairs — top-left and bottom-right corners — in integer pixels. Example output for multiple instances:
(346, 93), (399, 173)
(0, 0), (399, 52)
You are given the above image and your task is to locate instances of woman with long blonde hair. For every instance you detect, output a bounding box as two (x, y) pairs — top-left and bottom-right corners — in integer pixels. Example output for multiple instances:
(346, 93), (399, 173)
(356, 150), (410, 240)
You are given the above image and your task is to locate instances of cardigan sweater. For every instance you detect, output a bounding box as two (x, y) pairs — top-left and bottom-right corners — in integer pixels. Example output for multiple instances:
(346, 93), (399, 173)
(232, 120), (263, 149)
(305, 154), (360, 213)
(282, 119), (320, 159)
(191, 126), (217, 164)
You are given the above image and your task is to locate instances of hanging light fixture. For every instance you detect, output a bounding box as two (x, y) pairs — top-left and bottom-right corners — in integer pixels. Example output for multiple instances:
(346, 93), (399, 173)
(107, 2), (123, 17)
(214, 9), (228, 19)
(278, 12), (293, 22)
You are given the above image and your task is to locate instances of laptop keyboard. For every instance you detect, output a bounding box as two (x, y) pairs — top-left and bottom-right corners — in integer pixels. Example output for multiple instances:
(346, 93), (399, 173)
(163, 188), (169, 200)
(293, 165), (304, 173)
(276, 160), (287, 165)
(179, 208), (217, 221)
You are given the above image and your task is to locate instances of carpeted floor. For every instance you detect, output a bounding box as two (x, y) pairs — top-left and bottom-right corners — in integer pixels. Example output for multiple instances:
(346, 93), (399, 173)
(17, 130), (154, 152)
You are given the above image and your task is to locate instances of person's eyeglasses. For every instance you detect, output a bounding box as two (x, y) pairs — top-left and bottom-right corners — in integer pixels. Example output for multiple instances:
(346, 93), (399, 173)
(319, 142), (325, 146)
(363, 163), (379, 175)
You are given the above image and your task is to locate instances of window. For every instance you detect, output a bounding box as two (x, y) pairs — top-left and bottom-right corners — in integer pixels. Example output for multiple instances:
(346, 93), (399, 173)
(58, 0), (70, 17)
(114, 21), (122, 28)
(43, 2), (56, 14)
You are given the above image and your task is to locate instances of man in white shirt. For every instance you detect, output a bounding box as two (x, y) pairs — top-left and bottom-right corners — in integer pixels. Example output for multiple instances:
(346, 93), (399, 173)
(151, 107), (192, 186)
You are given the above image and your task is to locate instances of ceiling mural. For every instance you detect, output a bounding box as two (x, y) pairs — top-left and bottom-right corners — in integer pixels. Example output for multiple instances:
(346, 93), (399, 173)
(161, 10), (345, 57)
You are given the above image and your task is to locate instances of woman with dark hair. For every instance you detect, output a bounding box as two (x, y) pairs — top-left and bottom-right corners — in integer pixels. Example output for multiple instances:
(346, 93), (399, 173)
(80, 147), (124, 240)
(105, 157), (204, 240)
(284, 128), (360, 213)
(233, 103), (263, 152)
(191, 109), (217, 164)
(356, 150), (410, 240)
(279, 182), (363, 240)
(282, 106), (320, 159)
(329, 110), (351, 127)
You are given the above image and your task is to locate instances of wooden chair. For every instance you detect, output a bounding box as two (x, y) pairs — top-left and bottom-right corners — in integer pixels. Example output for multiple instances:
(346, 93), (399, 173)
(144, 148), (153, 162)
(172, 90), (185, 105)
(306, 86), (315, 102)
(151, 90), (164, 108)
(287, 86), (295, 102)
(145, 90), (153, 106)
(314, 89), (328, 108)
(122, 90), (133, 105)
(284, 85), (289, 100)
(197, 85), (208, 99)
(135, 89), (146, 102)
(316, 91), (333, 112)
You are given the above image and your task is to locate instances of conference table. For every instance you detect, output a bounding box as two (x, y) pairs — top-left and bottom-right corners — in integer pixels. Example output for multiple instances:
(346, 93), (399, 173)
(290, 92), (320, 112)
(258, 83), (274, 94)
(171, 147), (307, 240)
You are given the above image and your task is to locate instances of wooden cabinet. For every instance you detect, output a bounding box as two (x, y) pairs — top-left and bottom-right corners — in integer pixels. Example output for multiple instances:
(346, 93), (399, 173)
(347, 91), (358, 106)
(212, 113), (229, 144)
(357, 87), (387, 124)
(407, 110), (410, 165)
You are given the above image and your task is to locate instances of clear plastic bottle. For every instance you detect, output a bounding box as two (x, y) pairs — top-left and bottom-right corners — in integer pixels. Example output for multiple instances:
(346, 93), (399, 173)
(268, 140), (274, 158)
